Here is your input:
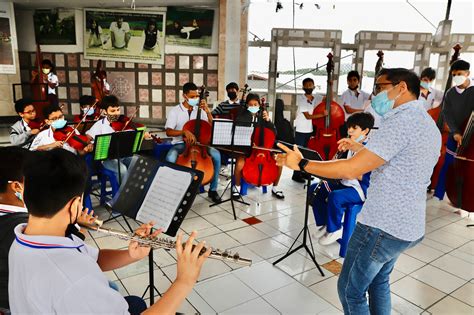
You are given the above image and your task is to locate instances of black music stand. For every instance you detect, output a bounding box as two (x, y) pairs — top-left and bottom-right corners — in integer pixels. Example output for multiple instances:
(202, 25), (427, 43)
(209, 119), (254, 220)
(109, 155), (203, 305)
(273, 141), (326, 276)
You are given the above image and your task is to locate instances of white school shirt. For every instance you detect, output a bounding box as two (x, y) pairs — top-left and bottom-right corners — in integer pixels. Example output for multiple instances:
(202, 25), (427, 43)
(86, 116), (116, 141)
(418, 87), (444, 111)
(341, 88), (370, 119)
(340, 149), (365, 201)
(47, 72), (59, 95)
(29, 128), (78, 154)
(8, 223), (129, 313)
(110, 21), (130, 48)
(0, 204), (27, 217)
(165, 103), (209, 144)
(294, 94), (323, 133)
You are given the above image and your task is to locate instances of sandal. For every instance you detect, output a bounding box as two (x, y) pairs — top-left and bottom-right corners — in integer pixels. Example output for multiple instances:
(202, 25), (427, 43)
(272, 190), (285, 199)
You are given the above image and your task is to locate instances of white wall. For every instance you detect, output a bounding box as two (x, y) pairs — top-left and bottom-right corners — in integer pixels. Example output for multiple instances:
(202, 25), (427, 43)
(224, 0), (241, 84)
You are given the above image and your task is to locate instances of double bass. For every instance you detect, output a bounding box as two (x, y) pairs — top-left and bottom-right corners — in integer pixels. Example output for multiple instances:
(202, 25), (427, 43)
(29, 44), (49, 122)
(176, 86), (214, 185)
(307, 53), (346, 160)
(91, 60), (110, 104)
(242, 98), (279, 187)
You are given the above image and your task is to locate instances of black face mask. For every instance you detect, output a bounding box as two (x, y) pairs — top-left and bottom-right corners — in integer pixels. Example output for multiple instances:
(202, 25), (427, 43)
(303, 88), (314, 95)
(227, 92), (237, 100)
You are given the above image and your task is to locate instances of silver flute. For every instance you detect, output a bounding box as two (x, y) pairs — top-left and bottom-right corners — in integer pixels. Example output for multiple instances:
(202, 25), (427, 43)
(81, 222), (252, 266)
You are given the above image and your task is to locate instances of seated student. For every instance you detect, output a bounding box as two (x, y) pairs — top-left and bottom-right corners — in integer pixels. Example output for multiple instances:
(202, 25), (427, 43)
(10, 98), (41, 148)
(8, 149), (210, 314)
(418, 67), (444, 111)
(30, 104), (93, 155)
(74, 95), (100, 123)
(341, 70), (370, 118)
(311, 112), (374, 246)
(212, 82), (242, 118)
(233, 93), (285, 199)
(165, 82), (222, 203)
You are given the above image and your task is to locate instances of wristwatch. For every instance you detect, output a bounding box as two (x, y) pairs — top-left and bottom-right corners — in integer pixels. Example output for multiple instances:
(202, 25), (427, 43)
(298, 158), (309, 172)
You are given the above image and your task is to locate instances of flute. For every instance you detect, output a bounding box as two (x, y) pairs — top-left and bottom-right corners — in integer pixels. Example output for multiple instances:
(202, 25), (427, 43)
(81, 222), (252, 266)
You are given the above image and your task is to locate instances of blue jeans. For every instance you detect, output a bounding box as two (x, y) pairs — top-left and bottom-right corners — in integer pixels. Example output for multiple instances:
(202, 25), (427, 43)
(166, 143), (221, 191)
(337, 223), (422, 315)
(102, 156), (133, 184)
(311, 182), (363, 232)
(434, 136), (456, 200)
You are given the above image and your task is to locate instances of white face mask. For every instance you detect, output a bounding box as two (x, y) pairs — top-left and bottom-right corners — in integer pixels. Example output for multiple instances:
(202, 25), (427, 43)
(453, 75), (467, 87)
(42, 68), (50, 75)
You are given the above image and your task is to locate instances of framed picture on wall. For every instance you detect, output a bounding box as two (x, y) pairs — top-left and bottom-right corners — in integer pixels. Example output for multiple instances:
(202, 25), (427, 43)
(84, 8), (166, 65)
(33, 9), (77, 45)
(0, 2), (17, 74)
(165, 7), (214, 49)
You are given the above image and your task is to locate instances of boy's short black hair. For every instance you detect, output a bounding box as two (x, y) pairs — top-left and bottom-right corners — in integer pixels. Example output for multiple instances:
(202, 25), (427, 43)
(101, 95), (120, 110)
(420, 67), (436, 80)
(450, 59), (470, 71)
(346, 112), (375, 132)
(226, 82), (239, 91)
(302, 78), (314, 85)
(377, 68), (421, 98)
(79, 95), (96, 107)
(347, 70), (361, 81)
(23, 149), (87, 218)
(183, 82), (198, 94)
(41, 59), (53, 67)
(0, 146), (30, 193)
(43, 104), (62, 119)
(245, 93), (260, 105)
(14, 98), (34, 114)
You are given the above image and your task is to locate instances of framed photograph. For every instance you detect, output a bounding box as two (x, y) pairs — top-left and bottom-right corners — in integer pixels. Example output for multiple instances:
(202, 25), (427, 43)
(34, 9), (77, 45)
(84, 8), (165, 65)
(166, 7), (214, 49)
(0, 2), (17, 74)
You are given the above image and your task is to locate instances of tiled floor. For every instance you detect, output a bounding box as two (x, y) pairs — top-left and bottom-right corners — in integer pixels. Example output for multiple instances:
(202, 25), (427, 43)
(82, 166), (473, 314)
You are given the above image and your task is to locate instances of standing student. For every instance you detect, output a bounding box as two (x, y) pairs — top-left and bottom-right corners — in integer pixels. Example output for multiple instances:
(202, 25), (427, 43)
(292, 78), (325, 183)
(31, 59), (59, 107)
(418, 67), (444, 111)
(434, 60), (474, 201)
(341, 70), (371, 118)
(165, 82), (222, 203)
(212, 82), (242, 118)
(10, 98), (40, 148)
(276, 68), (441, 314)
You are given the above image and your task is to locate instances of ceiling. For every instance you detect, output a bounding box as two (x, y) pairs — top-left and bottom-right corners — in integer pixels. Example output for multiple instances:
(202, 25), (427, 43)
(11, 0), (218, 9)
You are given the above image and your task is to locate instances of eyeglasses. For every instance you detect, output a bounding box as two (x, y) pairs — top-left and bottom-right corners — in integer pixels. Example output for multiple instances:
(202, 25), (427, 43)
(23, 109), (36, 114)
(49, 115), (64, 121)
(373, 82), (398, 95)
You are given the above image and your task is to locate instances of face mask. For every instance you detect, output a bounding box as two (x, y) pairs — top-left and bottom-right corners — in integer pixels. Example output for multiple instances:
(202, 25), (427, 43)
(371, 87), (399, 117)
(15, 191), (23, 201)
(187, 98), (200, 107)
(107, 114), (119, 122)
(83, 107), (95, 116)
(248, 106), (260, 114)
(453, 75), (467, 87)
(42, 68), (50, 75)
(51, 118), (67, 129)
(420, 81), (431, 90)
(303, 88), (314, 95)
(227, 92), (237, 100)
(355, 135), (365, 143)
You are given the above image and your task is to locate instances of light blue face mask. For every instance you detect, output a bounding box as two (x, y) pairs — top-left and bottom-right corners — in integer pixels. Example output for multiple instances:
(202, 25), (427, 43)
(83, 107), (95, 116)
(420, 81), (431, 90)
(371, 86), (399, 117)
(187, 98), (200, 107)
(15, 191), (23, 201)
(51, 118), (67, 129)
(248, 106), (260, 114)
(355, 135), (365, 143)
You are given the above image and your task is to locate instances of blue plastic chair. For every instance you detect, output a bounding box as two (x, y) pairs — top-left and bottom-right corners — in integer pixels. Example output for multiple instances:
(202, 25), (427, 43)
(240, 178), (268, 196)
(338, 203), (363, 257)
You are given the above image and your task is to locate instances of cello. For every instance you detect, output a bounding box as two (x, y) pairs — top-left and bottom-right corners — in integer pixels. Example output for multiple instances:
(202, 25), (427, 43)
(446, 112), (474, 212)
(29, 44), (49, 122)
(242, 97), (279, 187)
(429, 44), (461, 189)
(214, 84), (250, 120)
(176, 86), (214, 185)
(307, 53), (346, 160)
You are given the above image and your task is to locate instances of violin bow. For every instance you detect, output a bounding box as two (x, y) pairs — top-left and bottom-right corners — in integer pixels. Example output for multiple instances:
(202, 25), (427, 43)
(121, 105), (140, 131)
(64, 100), (99, 143)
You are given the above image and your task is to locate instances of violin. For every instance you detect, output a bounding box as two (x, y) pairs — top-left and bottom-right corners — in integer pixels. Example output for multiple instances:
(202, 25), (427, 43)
(53, 126), (91, 151)
(242, 97), (279, 187)
(110, 107), (145, 132)
(27, 118), (46, 131)
(307, 53), (346, 160)
(176, 86), (215, 185)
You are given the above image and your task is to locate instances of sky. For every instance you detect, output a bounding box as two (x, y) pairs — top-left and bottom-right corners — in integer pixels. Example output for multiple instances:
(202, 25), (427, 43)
(247, 0), (474, 75)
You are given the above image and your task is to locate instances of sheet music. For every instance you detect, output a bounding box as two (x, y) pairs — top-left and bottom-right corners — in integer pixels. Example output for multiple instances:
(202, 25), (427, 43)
(136, 166), (192, 231)
(212, 120), (233, 145)
(234, 126), (253, 146)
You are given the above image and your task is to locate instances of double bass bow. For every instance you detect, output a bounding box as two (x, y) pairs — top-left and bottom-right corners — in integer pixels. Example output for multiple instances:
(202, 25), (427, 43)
(176, 86), (214, 185)
(307, 53), (346, 160)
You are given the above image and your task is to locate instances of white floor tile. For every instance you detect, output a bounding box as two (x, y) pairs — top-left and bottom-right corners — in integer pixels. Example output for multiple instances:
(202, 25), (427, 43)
(151, 248), (176, 268)
(449, 248), (474, 265)
(390, 269), (406, 284)
(404, 243), (445, 263)
(226, 226), (269, 244)
(425, 230), (470, 248)
(246, 238), (289, 259)
(391, 293), (424, 315)
(438, 223), (474, 240)
(391, 276), (446, 309)
(394, 254), (425, 274)
(457, 241), (474, 255)
(121, 271), (172, 297)
(426, 217), (453, 229)
(427, 295), (473, 315)
(294, 267), (334, 287)
(224, 245), (264, 269)
(253, 222), (282, 237)
(186, 290), (216, 314)
(221, 297), (280, 314)
(200, 232), (241, 250)
(451, 282), (474, 307)
(218, 219), (248, 232)
(266, 216), (302, 233)
(194, 274), (258, 312)
(264, 282), (333, 314)
(274, 251), (320, 276)
(421, 238), (454, 253)
(202, 211), (236, 226)
(309, 276), (343, 310)
(195, 226), (223, 238)
(411, 265), (466, 294)
(180, 216), (213, 233)
(272, 233), (302, 248)
(431, 254), (474, 281)
(114, 258), (154, 279)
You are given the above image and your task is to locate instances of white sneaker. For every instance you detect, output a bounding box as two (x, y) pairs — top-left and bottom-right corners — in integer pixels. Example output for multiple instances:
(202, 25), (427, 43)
(312, 226), (326, 239)
(319, 229), (343, 246)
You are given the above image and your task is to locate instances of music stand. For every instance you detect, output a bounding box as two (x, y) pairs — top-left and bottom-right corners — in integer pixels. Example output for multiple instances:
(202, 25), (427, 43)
(209, 119), (254, 220)
(273, 141), (326, 277)
(109, 155), (204, 304)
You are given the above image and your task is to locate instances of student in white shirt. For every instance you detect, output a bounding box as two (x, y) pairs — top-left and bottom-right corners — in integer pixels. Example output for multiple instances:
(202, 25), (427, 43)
(293, 78), (326, 183)
(9, 149), (210, 314)
(30, 104), (93, 155)
(110, 17), (131, 49)
(341, 70), (370, 119)
(418, 67), (444, 111)
(31, 59), (59, 107)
